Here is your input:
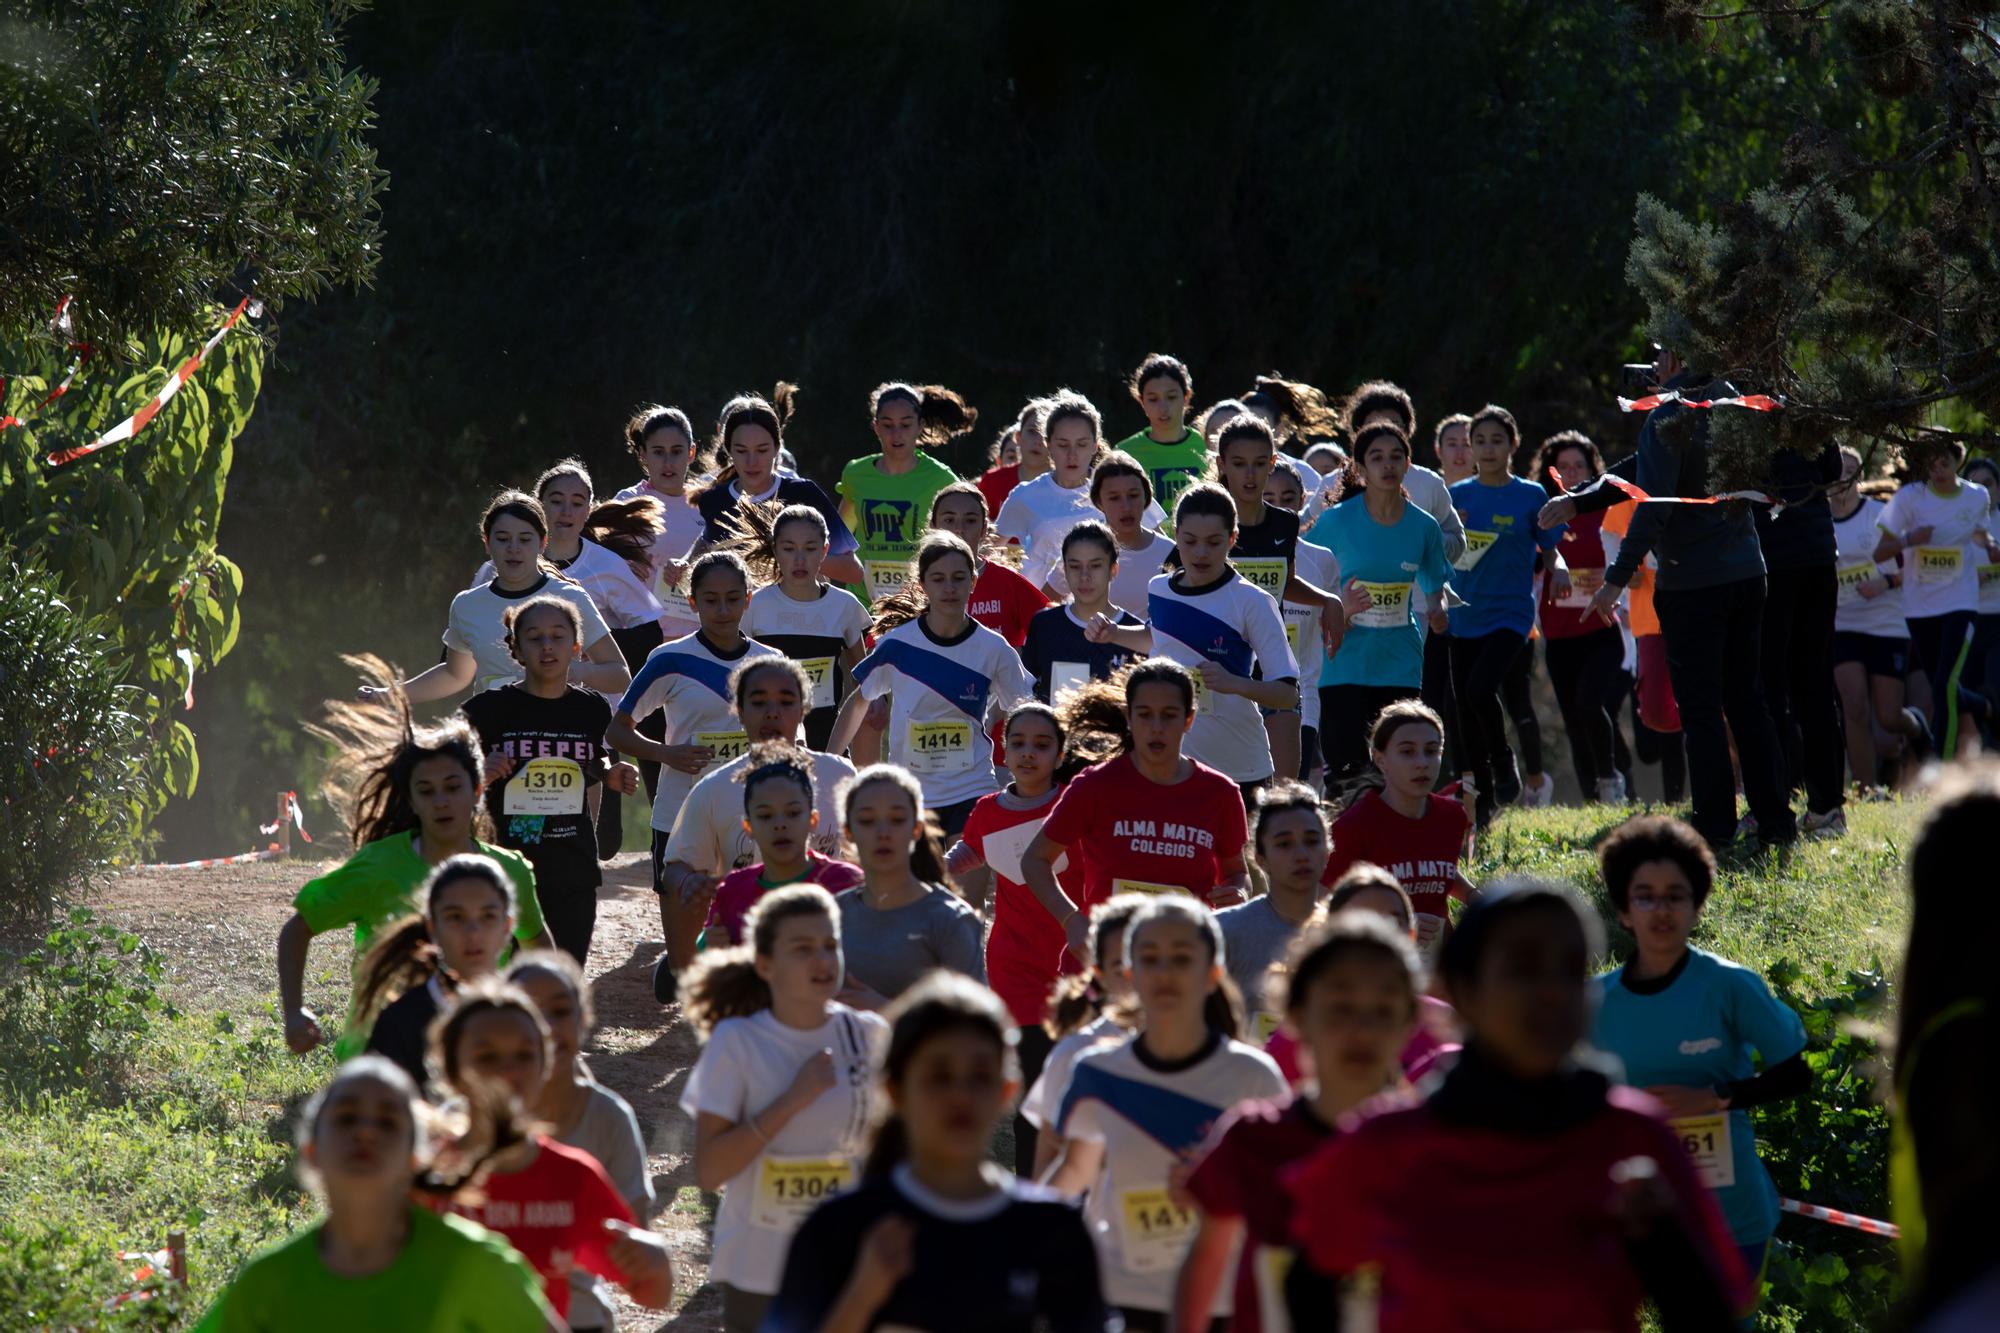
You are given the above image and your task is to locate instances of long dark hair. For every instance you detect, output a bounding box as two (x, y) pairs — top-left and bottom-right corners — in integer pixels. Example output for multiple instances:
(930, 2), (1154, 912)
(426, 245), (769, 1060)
(870, 382), (978, 446)
(692, 384), (798, 501)
(862, 973), (1014, 1180)
(351, 854), (516, 1028)
(1125, 895), (1243, 1039)
(1043, 892), (1152, 1039)
(413, 980), (549, 1202)
(840, 765), (949, 883)
(309, 657), (493, 848)
(1057, 658), (1196, 765)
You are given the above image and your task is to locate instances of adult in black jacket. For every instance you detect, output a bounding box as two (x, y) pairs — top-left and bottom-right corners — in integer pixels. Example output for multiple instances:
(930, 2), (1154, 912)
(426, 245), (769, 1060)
(1755, 441), (1846, 832)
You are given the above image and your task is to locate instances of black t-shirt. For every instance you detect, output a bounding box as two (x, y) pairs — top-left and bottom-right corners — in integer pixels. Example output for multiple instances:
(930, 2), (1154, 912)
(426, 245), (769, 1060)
(1167, 502), (1300, 601)
(765, 1168), (1112, 1333)
(695, 475), (850, 547)
(459, 684), (612, 891)
(364, 975), (442, 1091)
(1021, 604), (1143, 703)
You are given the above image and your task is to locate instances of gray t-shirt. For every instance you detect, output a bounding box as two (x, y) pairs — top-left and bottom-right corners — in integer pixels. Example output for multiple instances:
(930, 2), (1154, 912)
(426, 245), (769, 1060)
(1216, 895), (1305, 1016)
(837, 883), (986, 1000)
(559, 1079), (654, 1330)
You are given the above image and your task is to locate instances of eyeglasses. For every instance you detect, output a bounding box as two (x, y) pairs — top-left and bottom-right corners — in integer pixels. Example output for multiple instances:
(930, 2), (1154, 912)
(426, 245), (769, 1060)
(1629, 892), (1695, 912)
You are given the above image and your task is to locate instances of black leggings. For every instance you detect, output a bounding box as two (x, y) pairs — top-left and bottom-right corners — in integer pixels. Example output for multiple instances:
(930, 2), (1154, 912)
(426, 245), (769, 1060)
(1908, 610), (1985, 753)
(1450, 630), (1527, 810)
(1501, 635), (1544, 776)
(1546, 628), (1627, 790)
(1013, 1024), (1053, 1176)
(1319, 684), (1420, 789)
(1422, 629), (1461, 775)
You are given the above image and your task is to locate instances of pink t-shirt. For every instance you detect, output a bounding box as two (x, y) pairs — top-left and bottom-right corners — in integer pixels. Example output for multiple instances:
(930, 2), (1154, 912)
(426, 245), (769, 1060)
(702, 853), (864, 947)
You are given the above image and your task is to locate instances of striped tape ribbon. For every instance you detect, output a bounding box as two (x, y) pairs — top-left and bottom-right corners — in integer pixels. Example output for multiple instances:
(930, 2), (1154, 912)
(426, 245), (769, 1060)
(1617, 390), (1784, 413)
(1779, 1197), (1900, 1239)
(44, 297), (258, 467)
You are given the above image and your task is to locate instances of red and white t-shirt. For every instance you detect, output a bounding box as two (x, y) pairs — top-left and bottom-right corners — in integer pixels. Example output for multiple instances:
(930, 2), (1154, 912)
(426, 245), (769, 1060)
(1039, 755), (1248, 905)
(1321, 789), (1471, 924)
(962, 788), (1089, 1028)
(969, 560), (1048, 647)
(433, 1135), (635, 1317)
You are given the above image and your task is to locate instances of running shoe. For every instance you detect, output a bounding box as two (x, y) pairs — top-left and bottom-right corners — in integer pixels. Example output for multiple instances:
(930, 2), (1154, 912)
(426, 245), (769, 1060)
(1801, 807), (1848, 838)
(1595, 774), (1628, 805)
(1522, 772), (1555, 808)
(1902, 706), (1933, 761)
(652, 950), (677, 1005)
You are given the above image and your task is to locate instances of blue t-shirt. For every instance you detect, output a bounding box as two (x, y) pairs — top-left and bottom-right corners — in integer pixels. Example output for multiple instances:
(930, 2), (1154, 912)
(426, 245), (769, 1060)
(1446, 476), (1560, 638)
(1304, 496), (1450, 689)
(1592, 947), (1807, 1245)
(1021, 604), (1142, 703)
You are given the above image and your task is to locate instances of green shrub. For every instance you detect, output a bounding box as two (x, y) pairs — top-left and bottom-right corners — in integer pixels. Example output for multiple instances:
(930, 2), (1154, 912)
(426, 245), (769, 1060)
(0, 909), (176, 1101)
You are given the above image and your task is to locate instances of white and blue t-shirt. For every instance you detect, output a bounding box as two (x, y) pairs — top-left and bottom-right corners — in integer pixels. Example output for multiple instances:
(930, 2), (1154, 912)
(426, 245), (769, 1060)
(1592, 946), (1807, 1246)
(1304, 496), (1451, 690)
(851, 616), (1033, 808)
(617, 631), (783, 831)
(1447, 475), (1561, 639)
(1146, 570), (1298, 783)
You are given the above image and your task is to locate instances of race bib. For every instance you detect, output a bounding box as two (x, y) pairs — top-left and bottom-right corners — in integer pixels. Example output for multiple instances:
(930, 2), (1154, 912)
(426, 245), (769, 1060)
(1558, 567), (1604, 609)
(799, 656), (837, 709)
(750, 1155), (854, 1233)
(1253, 1010), (1284, 1043)
(1671, 1113), (1736, 1190)
(1836, 562), (1878, 599)
(905, 719), (974, 776)
(1050, 661), (1092, 702)
(1915, 546), (1963, 586)
(1454, 530), (1498, 571)
(1117, 1188), (1197, 1273)
(1351, 581), (1413, 630)
(1981, 563), (2000, 590)
(1111, 878), (1189, 897)
(1284, 620), (1300, 649)
(1234, 557), (1288, 598)
(502, 757), (585, 816)
(695, 730), (751, 772)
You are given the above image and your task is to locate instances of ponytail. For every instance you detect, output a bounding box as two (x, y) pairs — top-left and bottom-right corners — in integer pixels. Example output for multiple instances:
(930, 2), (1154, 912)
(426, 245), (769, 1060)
(863, 974), (1014, 1181)
(871, 382), (979, 447)
(351, 914), (438, 1030)
(581, 494), (666, 566)
(694, 383), (798, 501)
(716, 501), (826, 588)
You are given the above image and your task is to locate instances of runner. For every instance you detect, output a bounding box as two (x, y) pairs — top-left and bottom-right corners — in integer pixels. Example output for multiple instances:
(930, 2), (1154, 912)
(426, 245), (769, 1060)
(471, 459), (665, 649)
(355, 854), (516, 1091)
(1304, 422), (1453, 786)
(1591, 815), (1808, 1307)
(1024, 660), (1253, 932)
(976, 397), (1054, 520)
(681, 885), (887, 1333)
(835, 764), (987, 1005)
(393, 491), (627, 704)
(976, 422), (1023, 518)
(838, 381), (974, 606)
(1088, 450), (1177, 615)
(1215, 782), (1330, 1040)
(507, 951), (655, 1333)
(1263, 459), (1337, 784)
(1963, 455), (2000, 750)
(1320, 700), (1475, 961)
(764, 974), (1113, 1333)
(277, 671), (549, 1057)
(737, 504), (873, 750)
(1174, 914), (1423, 1333)
(1340, 380), (1468, 561)
(188, 1057), (559, 1332)
(928, 481), (1048, 647)
(1020, 894), (1149, 1177)
(1043, 896), (1289, 1332)
(994, 389), (1165, 592)
(1424, 412), (1474, 778)
(1284, 881), (1748, 1331)
(1021, 521), (1144, 703)
(691, 385), (864, 586)
(616, 403), (708, 642)
(1302, 442), (1345, 479)
(1449, 405), (1565, 824)
(426, 980), (677, 1319)
(1830, 445), (1919, 791)
(461, 597), (639, 963)
(1239, 374), (1341, 517)
(832, 532), (1034, 837)
(1116, 352), (1209, 518)
(604, 551), (782, 976)
(699, 744), (864, 951)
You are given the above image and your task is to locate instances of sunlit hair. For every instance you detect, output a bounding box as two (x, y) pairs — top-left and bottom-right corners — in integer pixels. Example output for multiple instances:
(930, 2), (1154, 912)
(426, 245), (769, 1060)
(309, 656), (492, 848)
(681, 884), (842, 1037)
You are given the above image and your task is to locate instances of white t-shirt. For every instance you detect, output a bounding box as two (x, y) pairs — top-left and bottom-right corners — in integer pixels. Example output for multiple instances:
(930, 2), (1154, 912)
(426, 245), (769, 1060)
(1020, 1013), (1126, 1130)
(473, 537), (664, 631)
(443, 576), (614, 693)
(743, 584), (873, 711)
(1405, 464), (1467, 565)
(1832, 498), (1906, 639)
(995, 474), (1167, 590)
(1044, 529), (1176, 618)
(560, 1080), (654, 1329)
(615, 481), (708, 638)
(663, 749), (856, 874)
(617, 632), (784, 831)
(851, 617), (1034, 808)
(680, 1005), (888, 1295)
(1145, 570), (1299, 783)
(1283, 540), (1338, 730)
(1879, 480), (1991, 618)
(1057, 1033), (1288, 1314)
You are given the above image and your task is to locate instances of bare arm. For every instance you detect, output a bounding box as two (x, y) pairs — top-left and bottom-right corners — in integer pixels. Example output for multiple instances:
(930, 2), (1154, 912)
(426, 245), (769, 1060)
(823, 550), (866, 585)
(827, 689), (871, 757)
(691, 1051), (836, 1191)
(574, 636), (633, 694)
(276, 912), (323, 1054)
(1172, 1215), (1245, 1333)
(397, 648), (478, 704)
(1041, 1136), (1106, 1197)
(1022, 831), (1086, 956)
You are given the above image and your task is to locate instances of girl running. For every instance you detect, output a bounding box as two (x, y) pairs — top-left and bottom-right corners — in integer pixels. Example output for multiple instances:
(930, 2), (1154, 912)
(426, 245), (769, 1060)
(1215, 782), (1329, 1040)
(507, 951), (655, 1333)
(1021, 522), (1144, 703)
(681, 885), (887, 1333)
(278, 669), (549, 1057)
(1174, 914), (1423, 1333)
(765, 974), (1113, 1333)
(691, 385), (864, 586)
(427, 981), (677, 1320)
(461, 597), (639, 964)
(700, 745), (864, 950)
(615, 404), (708, 641)
(995, 389), (1165, 593)
(928, 481), (1048, 646)
(832, 532), (1034, 837)
(976, 397), (1054, 519)
(357, 854), (517, 1090)
(1830, 446), (1919, 790)
(1284, 882), (1748, 1332)
(1020, 893), (1149, 1177)
(1602, 481), (1688, 802)
(1321, 700), (1475, 960)
(1591, 815), (1808, 1302)
(394, 491), (627, 704)
(1025, 660), (1253, 944)
(1088, 450), (1177, 614)
(976, 422), (1022, 518)
(838, 381), (974, 606)
(1425, 412), (1475, 777)
(1044, 896), (1289, 1332)
(737, 504), (873, 750)
(1267, 458), (1337, 786)
(1116, 352), (1209, 517)
(833, 765), (987, 1005)
(605, 551), (782, 974)
(1340, 380), (1468, 561)
(189, 1057), (559, 1332)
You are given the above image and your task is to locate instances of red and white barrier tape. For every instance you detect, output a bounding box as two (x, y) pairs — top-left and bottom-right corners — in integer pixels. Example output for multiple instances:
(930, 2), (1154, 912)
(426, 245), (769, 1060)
(140, 844), (286, 871)
(1779, 1197), (1900, 1239)
(260, 790), (313, 844)
(1618, 390), (1783, 413)
(44, 297), (258, 467)
(1551, 465), (1779, 513)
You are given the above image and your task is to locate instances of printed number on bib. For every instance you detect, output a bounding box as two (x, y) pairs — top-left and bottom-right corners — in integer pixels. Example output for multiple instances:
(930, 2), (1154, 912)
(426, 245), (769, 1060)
(905, 720), (974, 776)
(1454, 530), (1498, 571)
(1111, 878), (1188, 897)
(1558, 567), (1604, 609)
(866, 560), (911, 603)
(502, 757), (585, 816)
(1235, 557), (1288, 598)
(1050, 661), (1092, 703)
(1352, 581), (1413, 630)
(695, 730), (751, 770)
(750, 1155), (854, 1232)
(799, 657), (837, 709)
(1915, 546), (1963, 586)
(1118, 1188), (1197, 1272)
(1981, 562), (2000, 590)
(1836, 562), (1878, 599)
(1670, 1113), (1736, 1189)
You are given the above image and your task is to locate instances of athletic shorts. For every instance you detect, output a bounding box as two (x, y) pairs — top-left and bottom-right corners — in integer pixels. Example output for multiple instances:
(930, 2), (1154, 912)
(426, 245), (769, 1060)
(931, 798), (980, 842)
(1832, 630), (1909, 679)
(650, 828), (672, 897)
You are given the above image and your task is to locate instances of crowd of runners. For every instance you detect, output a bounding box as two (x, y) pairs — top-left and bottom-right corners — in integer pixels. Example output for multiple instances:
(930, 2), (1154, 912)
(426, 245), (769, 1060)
(193, 352), (2000, 1330)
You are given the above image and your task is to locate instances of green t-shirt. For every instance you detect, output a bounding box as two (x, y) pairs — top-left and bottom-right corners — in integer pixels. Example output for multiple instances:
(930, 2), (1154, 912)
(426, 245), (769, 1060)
(193, 1205), (555, 1333)
(837, 452), (959, 603)
(1115, 426), (1208, 519)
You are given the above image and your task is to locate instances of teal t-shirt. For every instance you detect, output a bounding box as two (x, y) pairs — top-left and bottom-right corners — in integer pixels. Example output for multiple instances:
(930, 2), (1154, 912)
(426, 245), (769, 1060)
(1304, 496), (1451, 689)
(1446, 475), (1560, 638)
(1592, 947), (1807, 1245)
(193, 1205), (555, 1332)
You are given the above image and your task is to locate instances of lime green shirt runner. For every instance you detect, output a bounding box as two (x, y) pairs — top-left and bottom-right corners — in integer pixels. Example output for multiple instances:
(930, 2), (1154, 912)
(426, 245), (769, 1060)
(1115, 427), (1208, 519)
(837, 452), (960, 604)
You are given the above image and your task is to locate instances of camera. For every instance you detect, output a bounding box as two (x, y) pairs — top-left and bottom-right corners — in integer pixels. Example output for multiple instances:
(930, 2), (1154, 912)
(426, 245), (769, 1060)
(1618, 362), (1658, 398)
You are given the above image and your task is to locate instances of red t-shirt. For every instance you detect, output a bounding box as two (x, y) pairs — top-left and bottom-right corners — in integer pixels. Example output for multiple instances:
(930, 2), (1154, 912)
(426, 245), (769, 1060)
(962, 788), (1090, 1027)
(969, 559), (1048, 647)
(434, 1135), (635, 1317)
(1185, 1096), (1333, 1333)
(977, 464), (1020, 521)
(1284, 1087), (1749, 1333)
(1039, 755), (1248, 905)
(702, 852), (864, 947)
(1540, 508), (1613, 640)
(1322, 789), (1471, 922)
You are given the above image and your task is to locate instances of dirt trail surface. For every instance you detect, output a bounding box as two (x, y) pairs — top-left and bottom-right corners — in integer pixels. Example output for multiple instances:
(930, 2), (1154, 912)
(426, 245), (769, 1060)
(88, 851), (722, 1331)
